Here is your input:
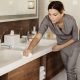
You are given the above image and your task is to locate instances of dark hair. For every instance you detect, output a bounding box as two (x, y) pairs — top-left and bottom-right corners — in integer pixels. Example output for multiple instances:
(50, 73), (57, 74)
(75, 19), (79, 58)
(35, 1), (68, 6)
(48, 1), (64, 13)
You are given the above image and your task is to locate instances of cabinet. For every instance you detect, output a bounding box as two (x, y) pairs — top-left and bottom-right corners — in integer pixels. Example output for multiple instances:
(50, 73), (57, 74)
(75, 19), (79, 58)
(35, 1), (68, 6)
(0, 52), (64, 80)
(46, 51), (64, 80)
(0, 58), (41, 80)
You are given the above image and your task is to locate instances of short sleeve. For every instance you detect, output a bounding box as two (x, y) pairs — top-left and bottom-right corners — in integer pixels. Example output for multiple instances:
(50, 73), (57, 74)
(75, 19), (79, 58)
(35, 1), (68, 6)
(38, 16), (48, 36)
(72, 19), (78, 41)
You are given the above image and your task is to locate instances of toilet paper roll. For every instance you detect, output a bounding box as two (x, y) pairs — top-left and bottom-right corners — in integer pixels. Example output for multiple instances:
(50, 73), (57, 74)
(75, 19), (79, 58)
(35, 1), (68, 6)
(39, 75), (45, 80)
(40, 66), (45, 72)
(40, 71), (46, 76)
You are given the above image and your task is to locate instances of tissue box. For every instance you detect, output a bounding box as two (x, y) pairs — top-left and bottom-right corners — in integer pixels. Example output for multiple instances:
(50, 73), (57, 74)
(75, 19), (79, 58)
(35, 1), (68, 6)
(4, 34), (20, 47)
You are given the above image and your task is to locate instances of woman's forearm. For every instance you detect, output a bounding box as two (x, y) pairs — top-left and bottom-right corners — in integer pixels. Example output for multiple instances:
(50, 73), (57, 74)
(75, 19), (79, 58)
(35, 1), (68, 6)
(27, 33), (42, 52)
(61, 39), (76, 49)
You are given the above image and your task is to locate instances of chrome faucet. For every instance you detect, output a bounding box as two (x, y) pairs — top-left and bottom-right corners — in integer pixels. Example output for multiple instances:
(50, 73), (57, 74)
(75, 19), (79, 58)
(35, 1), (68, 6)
(27, 31), (31, 41)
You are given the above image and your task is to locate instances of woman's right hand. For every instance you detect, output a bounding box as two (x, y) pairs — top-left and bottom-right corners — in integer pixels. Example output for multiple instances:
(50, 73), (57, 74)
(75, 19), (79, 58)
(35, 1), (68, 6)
(23, 49), (31, 56)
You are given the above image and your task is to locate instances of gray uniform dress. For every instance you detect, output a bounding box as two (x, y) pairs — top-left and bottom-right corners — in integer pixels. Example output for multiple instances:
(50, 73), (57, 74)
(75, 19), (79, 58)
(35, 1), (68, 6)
(38, 14), (80, 80)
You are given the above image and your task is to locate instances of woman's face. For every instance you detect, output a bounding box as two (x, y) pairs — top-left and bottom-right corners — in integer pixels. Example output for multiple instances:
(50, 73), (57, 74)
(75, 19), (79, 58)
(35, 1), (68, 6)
(48, 9), (64, 24)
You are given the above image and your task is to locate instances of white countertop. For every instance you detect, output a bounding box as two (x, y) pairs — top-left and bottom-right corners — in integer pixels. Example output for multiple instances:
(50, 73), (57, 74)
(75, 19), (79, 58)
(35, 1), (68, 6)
(0, 39), (57, 76)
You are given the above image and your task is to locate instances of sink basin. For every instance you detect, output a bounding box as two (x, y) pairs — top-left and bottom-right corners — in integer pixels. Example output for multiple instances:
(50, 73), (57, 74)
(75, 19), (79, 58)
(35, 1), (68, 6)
(38, 39), (57, 46)
(1, 43), (29, 50)
(0, 49), (23, 67)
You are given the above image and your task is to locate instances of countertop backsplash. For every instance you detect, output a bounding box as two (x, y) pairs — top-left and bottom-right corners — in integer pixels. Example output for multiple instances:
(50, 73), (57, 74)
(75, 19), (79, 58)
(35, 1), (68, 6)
(0, 19), (38, 42)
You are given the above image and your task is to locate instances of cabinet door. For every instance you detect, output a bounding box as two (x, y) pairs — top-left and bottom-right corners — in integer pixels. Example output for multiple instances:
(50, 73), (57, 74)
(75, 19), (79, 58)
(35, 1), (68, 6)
(46, 51), (64, 80)
(0, 58), (40, 80)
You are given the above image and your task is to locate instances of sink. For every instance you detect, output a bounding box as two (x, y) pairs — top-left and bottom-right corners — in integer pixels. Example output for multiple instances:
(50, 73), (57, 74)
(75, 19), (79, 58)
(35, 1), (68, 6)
(1, 43), (29, 51)
(0, 49), (23, 67)
(38, 39), (57, 46)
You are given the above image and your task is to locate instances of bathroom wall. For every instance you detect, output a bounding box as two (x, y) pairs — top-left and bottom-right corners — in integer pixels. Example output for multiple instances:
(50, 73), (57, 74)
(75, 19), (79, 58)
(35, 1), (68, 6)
(39, 0), (80, 29)
(58, 0), (80, 29)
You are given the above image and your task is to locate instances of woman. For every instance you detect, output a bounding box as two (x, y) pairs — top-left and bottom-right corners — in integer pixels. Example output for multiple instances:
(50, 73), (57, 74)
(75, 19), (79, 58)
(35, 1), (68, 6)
(23, 1), (80, 80)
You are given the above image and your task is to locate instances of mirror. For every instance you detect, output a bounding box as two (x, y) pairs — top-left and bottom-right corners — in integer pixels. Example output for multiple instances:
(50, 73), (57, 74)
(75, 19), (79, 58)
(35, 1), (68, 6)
(0, 0), (38, 22)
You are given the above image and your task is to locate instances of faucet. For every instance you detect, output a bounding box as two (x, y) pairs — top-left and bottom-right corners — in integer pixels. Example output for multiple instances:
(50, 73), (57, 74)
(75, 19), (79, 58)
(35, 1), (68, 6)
(27, 31), (31, 41)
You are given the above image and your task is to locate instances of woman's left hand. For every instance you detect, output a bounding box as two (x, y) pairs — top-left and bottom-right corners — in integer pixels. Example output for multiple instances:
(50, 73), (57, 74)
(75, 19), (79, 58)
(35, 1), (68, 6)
(52, 44), (63, 52)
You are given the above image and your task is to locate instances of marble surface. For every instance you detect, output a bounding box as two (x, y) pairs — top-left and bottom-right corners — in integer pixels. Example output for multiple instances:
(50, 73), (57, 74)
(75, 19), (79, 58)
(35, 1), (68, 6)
(0, 49), (22, 68)
(0, 39), (57, 76)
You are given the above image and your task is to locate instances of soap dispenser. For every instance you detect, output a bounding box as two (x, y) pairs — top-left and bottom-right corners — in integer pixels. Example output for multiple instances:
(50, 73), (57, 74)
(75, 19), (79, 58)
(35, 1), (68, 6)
(32, 26), (36, 38)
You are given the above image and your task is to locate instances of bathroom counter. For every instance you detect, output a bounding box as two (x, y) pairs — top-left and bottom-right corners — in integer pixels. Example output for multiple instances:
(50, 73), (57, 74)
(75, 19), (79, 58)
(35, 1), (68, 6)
(0, 39), (57, 76)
